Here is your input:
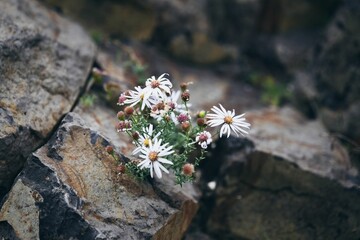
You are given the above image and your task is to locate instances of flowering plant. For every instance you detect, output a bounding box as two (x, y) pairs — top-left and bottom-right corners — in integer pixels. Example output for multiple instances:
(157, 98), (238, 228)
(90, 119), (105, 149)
(109, 73), (250, 185)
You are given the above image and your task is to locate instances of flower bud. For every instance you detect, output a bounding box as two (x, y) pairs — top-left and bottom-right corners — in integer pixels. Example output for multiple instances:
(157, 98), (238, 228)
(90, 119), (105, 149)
(180, 82), (193, 92)
(180, 82), (188, 92)
(177, 113), (189, 123)
(124, 106), (134, 116)
(197, 118), (206, 127)
(116, 120), (132, 132)
(198, 110), (206, 118)
(181, 90), (190, 102)
(117, 111), (125, 120)
(182, 163), (195, 176)
(125, 121), (132, 129)
(117, 94), (127, 106)
(164, 115), (171, 122)
(105, 145), (114, 154)
(132, 131), (139, 141)
(167, 102), (176, 110)
(156, 102), (165, 110)
(181, 121), (191, 132)
(117, 164), (126, 174)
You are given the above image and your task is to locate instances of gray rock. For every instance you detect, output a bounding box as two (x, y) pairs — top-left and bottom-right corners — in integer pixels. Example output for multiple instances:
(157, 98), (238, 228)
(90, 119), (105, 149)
(0, 0), (96, 199)
(319, 101), (360, 144)
(0, 105), (198, 239)
(208, 0), (262, 45)
(250, 32), (319, 73)
(312, 0), (360, 108)
(294, 0), (360, 142)
(205, 107), (360, 239)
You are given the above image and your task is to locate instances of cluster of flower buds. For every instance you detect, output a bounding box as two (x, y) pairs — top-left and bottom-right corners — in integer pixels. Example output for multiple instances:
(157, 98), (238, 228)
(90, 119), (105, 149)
(108, 73), (250, 185)
(116, 120), (132, 132)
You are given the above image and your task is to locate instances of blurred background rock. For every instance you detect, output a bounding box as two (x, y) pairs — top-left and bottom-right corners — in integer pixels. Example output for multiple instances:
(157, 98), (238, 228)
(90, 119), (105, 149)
(39, 0), (359, 152)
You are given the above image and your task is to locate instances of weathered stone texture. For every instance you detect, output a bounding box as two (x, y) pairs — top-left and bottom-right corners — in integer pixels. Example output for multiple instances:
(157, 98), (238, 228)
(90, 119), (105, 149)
(0, 110), (198, 239)
(205, 107), (360, 239)
(0, 0), (96, 199)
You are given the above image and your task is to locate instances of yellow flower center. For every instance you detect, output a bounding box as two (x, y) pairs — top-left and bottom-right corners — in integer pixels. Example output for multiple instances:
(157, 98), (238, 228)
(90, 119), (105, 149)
(140, 93), (145, 100)
(148, 151), (158, 162)
(224, 116), (233, 124)
(143, 138), (150, 147)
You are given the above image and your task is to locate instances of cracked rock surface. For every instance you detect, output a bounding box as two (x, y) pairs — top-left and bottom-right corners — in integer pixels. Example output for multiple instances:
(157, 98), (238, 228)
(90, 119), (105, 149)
(0, 105), (198, 239)
(0, 0), (96, 199)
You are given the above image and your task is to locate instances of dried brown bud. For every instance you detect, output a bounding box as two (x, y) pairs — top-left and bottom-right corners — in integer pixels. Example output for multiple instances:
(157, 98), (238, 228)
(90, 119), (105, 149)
(105, 145), (114, 154)
(181, 121), (191, 132)
(182, 163), (195, 176)
(164, 115), (171, 122)
(180, 82), (188, 92)
(117, 111), (125, 120)
(197, 118), (206, 127)
(132, 131), (140, 141)
(181, 90), (190, 102)
(116, 120), (132, 132)
(124, 106), (134, 116)
(156, 102), (165, 110)
(117, 164), (126, 174)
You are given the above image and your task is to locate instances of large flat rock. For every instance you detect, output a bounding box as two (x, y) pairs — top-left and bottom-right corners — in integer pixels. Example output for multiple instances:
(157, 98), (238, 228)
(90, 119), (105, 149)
(0, 0), (96, 198)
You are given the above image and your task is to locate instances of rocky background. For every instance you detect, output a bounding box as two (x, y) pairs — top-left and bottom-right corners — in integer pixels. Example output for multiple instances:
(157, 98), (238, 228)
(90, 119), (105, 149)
(0, 0), (359, 239)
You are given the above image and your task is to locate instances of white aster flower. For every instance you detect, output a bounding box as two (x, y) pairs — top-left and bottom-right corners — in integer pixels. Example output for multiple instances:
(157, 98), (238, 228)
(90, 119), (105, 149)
(195, 131), (212, 149)
(124, 86), (153, 110)
(207, 104), (251, 138)
(132, 124), (160, 155)
(137, 138), (174, 178)
(145, 73), (173, 100)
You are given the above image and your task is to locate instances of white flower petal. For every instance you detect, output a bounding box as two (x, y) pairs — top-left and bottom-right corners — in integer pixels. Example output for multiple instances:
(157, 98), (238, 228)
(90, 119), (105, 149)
(226, 125), (231, 138)
(219, 104), (227, 114)
(158, 158), (173, 165)
(207, 119), (224, 126)
(150, 164), (154, 178)
(211, 106), (226, 117)
(200, 142), (208, 149)
(219, 124), (227, 138)
(232, 113), (246, 120)
(158, 163), (170, 174)
(132, 147), (142, 155)
(138, 159), (150, 168)
(154, 162), (162, 178)
(230, 124), (239, 137)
